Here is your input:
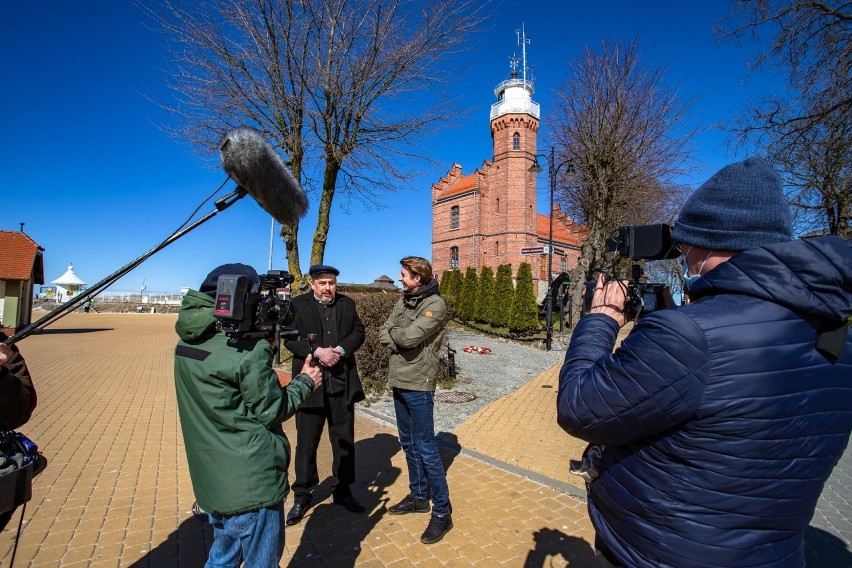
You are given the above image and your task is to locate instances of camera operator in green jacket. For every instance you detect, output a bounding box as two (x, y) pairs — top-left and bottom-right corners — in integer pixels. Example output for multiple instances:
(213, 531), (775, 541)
(174, 263), (321, 567)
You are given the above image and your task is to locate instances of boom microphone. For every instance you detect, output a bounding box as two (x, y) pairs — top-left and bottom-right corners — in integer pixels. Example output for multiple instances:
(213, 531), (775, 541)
(220, 126), (308, 226)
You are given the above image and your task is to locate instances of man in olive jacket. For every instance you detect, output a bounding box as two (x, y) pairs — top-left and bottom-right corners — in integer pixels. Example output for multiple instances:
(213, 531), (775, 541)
(379, 256), (452, 544)
(174, 263), (321, 568)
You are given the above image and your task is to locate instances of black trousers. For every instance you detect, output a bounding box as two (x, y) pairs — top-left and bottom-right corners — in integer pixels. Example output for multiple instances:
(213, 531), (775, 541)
(291, 391), (356, 503)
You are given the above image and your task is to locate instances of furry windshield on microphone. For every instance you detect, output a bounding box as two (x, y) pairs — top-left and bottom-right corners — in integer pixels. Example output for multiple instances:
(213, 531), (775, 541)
(220, 126), (308, 226)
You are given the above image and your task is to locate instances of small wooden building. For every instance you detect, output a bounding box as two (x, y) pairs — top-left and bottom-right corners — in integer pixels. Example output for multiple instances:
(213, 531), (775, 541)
(0, 230), (45, 335)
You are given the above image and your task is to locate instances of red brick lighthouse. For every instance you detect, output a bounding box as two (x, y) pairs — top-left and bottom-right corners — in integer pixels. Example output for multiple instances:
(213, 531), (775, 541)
(430, 28), (584, 294)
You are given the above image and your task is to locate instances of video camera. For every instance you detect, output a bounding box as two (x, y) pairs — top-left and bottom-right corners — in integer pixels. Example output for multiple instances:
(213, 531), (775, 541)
(584, 224), (680, 318)
(213, 270), (296, 341)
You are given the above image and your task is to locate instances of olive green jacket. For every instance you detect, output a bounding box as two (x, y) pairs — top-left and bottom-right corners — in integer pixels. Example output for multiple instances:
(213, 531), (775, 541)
(174, 290), (313, 515)
(379, 280), (447, 391)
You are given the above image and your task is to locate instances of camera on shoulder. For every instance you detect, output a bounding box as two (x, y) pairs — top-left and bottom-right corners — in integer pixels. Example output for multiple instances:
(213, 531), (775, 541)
(583, 224), (680, 319)
(213, 270), (297, 341)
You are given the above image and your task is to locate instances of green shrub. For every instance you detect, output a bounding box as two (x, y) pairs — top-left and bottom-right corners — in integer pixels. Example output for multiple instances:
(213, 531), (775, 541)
(476, 266), (495, 323)
(456, 267), (479, 322)
(440, 269), (463, 301)
(509, 262), (540, 332)
(491, 264), (514, 328)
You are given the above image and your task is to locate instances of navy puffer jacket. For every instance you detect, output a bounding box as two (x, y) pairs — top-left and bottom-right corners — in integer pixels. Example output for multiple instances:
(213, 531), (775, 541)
(557, 236), (852, 567)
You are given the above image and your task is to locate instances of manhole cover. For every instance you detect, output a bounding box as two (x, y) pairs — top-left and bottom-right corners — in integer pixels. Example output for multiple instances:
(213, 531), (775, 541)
(435, 391), (477, 403)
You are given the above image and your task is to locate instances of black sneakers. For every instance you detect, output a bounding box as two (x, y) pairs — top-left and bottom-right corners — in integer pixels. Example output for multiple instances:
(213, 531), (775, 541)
(388, 493), (430, 515)
(420, 513), (453, 544)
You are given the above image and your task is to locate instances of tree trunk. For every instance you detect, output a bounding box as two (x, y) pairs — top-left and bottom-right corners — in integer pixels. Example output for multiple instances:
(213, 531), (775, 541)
(279, 222), (306, 291)
(310, 159), (341, 266)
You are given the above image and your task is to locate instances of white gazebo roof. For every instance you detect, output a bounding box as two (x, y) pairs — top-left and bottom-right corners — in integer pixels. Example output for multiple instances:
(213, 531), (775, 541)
(52, 264), (86, 286)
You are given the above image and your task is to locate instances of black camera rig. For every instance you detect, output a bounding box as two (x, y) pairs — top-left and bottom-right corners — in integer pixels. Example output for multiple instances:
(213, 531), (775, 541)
(213, 270), (297, 342)
(584, 224), (680, 319)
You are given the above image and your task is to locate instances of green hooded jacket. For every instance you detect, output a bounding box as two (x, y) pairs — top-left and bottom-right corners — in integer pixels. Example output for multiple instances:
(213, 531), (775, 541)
(174, 290), (313, 515)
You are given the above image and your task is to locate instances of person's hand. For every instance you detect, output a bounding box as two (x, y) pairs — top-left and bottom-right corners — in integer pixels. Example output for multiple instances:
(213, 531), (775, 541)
(0, 343), (12, 366)
(314, 346), (341, 367)
(589, 273), (630, 328)
(300, 355), (323, 390)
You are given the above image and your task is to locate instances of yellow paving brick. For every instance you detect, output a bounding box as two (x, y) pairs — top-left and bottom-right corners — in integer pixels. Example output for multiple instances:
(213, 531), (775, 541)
(370, 541), (408, 564)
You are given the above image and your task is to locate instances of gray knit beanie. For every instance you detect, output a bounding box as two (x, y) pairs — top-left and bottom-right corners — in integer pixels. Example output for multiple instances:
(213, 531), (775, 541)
(671, 157), (792, 251)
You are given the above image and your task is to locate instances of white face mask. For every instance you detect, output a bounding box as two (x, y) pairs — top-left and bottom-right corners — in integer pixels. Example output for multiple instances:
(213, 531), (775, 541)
(680, 245), (712, 291)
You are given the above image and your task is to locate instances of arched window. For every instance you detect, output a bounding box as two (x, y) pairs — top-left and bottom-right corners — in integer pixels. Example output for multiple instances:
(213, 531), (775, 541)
(512, 132), (520, 151)
(450, 246), (459, 269)
(450, 205), (460, 230)
(496, 197), (500, 216)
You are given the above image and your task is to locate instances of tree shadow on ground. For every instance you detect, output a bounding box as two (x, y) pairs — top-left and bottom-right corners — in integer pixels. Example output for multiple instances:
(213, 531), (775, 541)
(805, 526), (852, 567)
(128, 515), (212, 567)
(524, 527), (596, 567)
(286, 432), (402, 567)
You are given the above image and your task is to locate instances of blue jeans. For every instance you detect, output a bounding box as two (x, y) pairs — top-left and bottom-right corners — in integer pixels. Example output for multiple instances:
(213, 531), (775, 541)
(206, 502), (284, 568)
(392, 388), (451, 516)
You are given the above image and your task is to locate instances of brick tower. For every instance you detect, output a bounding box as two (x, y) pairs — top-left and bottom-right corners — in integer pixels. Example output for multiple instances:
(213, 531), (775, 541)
(431, 27), (582, 290)
(485, 42), (541, 273)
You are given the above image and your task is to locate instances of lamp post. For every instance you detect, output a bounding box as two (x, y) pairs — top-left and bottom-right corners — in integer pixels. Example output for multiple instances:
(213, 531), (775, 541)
(529, 146), (574, 351)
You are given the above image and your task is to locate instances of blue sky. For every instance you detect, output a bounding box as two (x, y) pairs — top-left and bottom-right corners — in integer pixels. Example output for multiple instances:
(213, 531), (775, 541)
(2, 1), (780, 293)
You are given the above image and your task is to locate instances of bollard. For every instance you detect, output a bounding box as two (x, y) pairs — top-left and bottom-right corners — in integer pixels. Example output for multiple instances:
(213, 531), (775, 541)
(447, 343), (457, 378)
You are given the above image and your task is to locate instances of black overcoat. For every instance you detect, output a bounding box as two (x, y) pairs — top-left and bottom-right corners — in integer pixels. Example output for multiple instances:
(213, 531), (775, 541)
(284, 292), (365, 408)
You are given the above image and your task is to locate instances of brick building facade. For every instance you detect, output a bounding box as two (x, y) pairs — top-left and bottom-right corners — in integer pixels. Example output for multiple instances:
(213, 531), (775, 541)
(431, 47), (585, 296)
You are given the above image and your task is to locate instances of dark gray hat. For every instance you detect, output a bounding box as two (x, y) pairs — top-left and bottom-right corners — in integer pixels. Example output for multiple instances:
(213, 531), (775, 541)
(309, 264), (339, 277)
(672, 157), (792, 251)
(200, 263), (259, 297)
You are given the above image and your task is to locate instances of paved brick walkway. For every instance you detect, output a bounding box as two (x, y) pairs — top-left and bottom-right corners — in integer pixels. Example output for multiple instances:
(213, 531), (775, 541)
(0, 313), (595, 567)
(2, 313), (848, 566)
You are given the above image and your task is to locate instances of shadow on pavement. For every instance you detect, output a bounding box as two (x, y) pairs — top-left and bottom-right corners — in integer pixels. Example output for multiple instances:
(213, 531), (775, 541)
(35, 328), (113, 335)
(805, 526), (852, 567)
(524, 527), (596, 567)
(438, 431), (460, 473)
(128, 516), (212, 568)
(287, 432), (402, 566)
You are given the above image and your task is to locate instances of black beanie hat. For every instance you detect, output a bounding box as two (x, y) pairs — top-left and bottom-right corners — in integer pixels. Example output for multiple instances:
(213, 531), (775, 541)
(671, 157), (792, 251)
(199, 263), (259, 297)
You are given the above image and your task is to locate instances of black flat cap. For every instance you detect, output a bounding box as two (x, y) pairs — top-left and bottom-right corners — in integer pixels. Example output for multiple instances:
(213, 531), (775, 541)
(308, 264), (340, 277)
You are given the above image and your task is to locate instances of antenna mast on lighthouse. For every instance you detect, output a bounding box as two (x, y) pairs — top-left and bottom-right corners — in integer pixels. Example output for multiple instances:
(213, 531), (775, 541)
(516, 23), (531, 85)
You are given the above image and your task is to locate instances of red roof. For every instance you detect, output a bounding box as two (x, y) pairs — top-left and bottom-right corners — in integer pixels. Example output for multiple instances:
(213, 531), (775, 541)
(437, 174), (477, 200)
(0, 230), (45, 283)
(536, 210), (586, 247)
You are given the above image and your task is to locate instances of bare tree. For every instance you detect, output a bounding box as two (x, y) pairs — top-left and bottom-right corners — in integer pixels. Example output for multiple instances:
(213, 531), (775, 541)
(138, 0), (491, 281)
(550, 38), (693, 322)
(719, 0), (851, 236)
(719, 0), (851, 138)
(768, 100), (851, 236)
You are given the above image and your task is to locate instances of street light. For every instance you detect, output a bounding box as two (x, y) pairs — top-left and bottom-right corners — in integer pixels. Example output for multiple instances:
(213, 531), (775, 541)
(529, 146), (574, 351)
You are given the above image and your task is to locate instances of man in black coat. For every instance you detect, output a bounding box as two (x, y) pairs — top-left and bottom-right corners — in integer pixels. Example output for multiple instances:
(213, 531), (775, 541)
(284, 264), (366, 525)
